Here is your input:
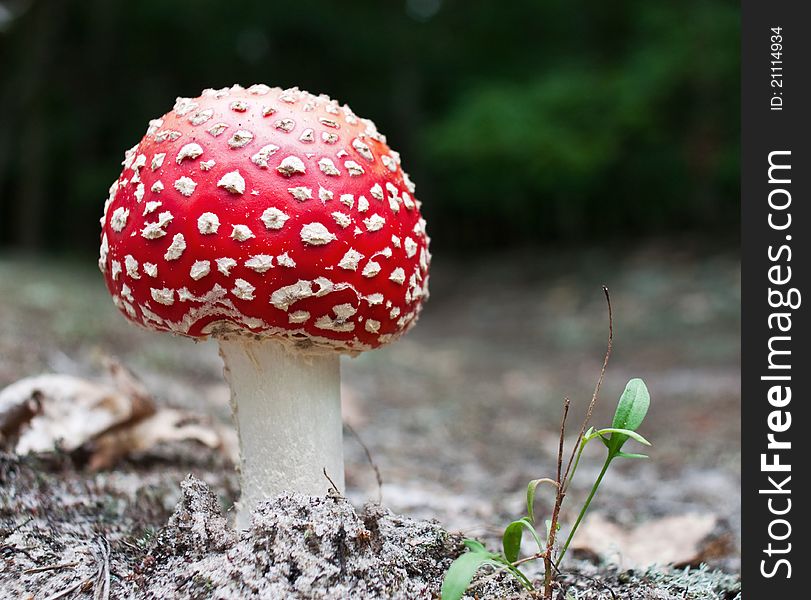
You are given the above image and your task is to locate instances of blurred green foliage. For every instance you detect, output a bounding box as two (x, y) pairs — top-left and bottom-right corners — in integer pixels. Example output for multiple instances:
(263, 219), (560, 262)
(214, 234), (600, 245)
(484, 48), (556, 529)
(0, 0), (738, 254)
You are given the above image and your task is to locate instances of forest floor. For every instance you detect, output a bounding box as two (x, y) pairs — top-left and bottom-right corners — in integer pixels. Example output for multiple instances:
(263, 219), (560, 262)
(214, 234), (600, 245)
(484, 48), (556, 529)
(0, 239), (741, 599)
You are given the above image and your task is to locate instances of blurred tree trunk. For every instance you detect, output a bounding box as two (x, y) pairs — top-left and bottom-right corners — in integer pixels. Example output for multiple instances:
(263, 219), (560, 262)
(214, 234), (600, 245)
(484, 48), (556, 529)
(64, 0), (118, 251)
(0, 3), (26, 243)
(0, 82), (13, 240)
(16, 0), (64, 251)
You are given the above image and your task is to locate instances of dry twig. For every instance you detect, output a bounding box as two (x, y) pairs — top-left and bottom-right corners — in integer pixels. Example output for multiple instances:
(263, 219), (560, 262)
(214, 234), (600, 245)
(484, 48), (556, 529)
(345, 422), (383, 504)
(43, 576), (92, 600)
(562, 285), (613, 492)
(322, 467), (341, 495)
(23, 561), (78, 574)
(93, 536), (111, 600)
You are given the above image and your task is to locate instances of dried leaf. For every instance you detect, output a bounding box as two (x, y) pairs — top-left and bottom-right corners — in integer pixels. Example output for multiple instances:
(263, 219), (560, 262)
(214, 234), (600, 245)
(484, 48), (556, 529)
(570, 512), (731, 568)
(0, 391), (42, 446)
(0, 359), (235, 470)
(0, 364), (155, 454)
(85, 408), (227, 470)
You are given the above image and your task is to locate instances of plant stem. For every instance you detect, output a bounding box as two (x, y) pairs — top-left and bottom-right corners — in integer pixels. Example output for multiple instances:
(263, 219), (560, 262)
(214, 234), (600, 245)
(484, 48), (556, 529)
(543, 397), (570, 599)
(511, 551), (547, 568)
(503, 562), (533, 589)
(543, 491), (563, 598)
(557, 454), (613, 567)
(565, 437), (590, 494)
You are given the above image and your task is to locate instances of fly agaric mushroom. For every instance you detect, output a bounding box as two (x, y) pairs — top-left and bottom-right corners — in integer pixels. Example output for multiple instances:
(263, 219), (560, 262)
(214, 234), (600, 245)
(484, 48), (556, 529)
(98, 85), (430, 527)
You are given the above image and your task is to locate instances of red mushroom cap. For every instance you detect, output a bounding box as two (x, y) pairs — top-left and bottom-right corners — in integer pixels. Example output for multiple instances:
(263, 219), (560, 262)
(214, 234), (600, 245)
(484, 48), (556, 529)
(99, 85), (430, 353)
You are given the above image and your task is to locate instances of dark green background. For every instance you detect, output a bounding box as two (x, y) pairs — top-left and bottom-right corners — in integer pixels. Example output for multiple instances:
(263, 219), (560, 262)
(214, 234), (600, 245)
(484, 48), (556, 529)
(0, 0), (739, 255)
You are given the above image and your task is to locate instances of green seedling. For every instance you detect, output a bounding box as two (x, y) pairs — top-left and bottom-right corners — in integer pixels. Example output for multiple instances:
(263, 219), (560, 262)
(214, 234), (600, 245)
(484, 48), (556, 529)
(556, 378), (651, 566)
(441, 288), (653, 600)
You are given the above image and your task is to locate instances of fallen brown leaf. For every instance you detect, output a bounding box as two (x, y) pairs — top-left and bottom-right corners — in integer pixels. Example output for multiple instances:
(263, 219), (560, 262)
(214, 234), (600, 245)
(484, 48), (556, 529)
(0, 360), (154, 454)
(570, 512), (733, 568)
(84, 408), (226, 470)
(0, 358), (235, 469)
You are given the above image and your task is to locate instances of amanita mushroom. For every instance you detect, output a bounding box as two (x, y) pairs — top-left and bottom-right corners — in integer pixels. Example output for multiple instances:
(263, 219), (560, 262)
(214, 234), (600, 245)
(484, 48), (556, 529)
(98, 85), (430, 527)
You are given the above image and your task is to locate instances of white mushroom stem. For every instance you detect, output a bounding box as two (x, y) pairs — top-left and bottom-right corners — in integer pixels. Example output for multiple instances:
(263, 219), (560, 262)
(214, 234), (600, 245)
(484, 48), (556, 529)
(218, 338), (344, 529)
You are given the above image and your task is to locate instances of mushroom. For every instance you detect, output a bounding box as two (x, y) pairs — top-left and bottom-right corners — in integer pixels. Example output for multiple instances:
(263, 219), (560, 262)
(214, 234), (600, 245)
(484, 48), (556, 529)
(98, 85), (431, 527)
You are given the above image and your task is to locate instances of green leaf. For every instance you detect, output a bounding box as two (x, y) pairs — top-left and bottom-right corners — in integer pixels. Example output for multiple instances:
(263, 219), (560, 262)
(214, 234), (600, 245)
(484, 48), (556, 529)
(517, 517), (546, 552)
(595, 428), (651, 446)
(441, 551), (495, 600)
(526, 478), (557, 524)
(463, 539), (487, 553)
(612, 378), (650, 431)
(502, 522), (524, 563)
(616, 451), (649, 459)
(502, 518), (545, 562)
(608, 378), (650, 454)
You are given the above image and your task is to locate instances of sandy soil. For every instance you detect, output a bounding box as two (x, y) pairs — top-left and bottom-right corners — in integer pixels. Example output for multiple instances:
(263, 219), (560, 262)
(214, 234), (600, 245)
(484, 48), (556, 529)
(0, 240), (741, 598)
